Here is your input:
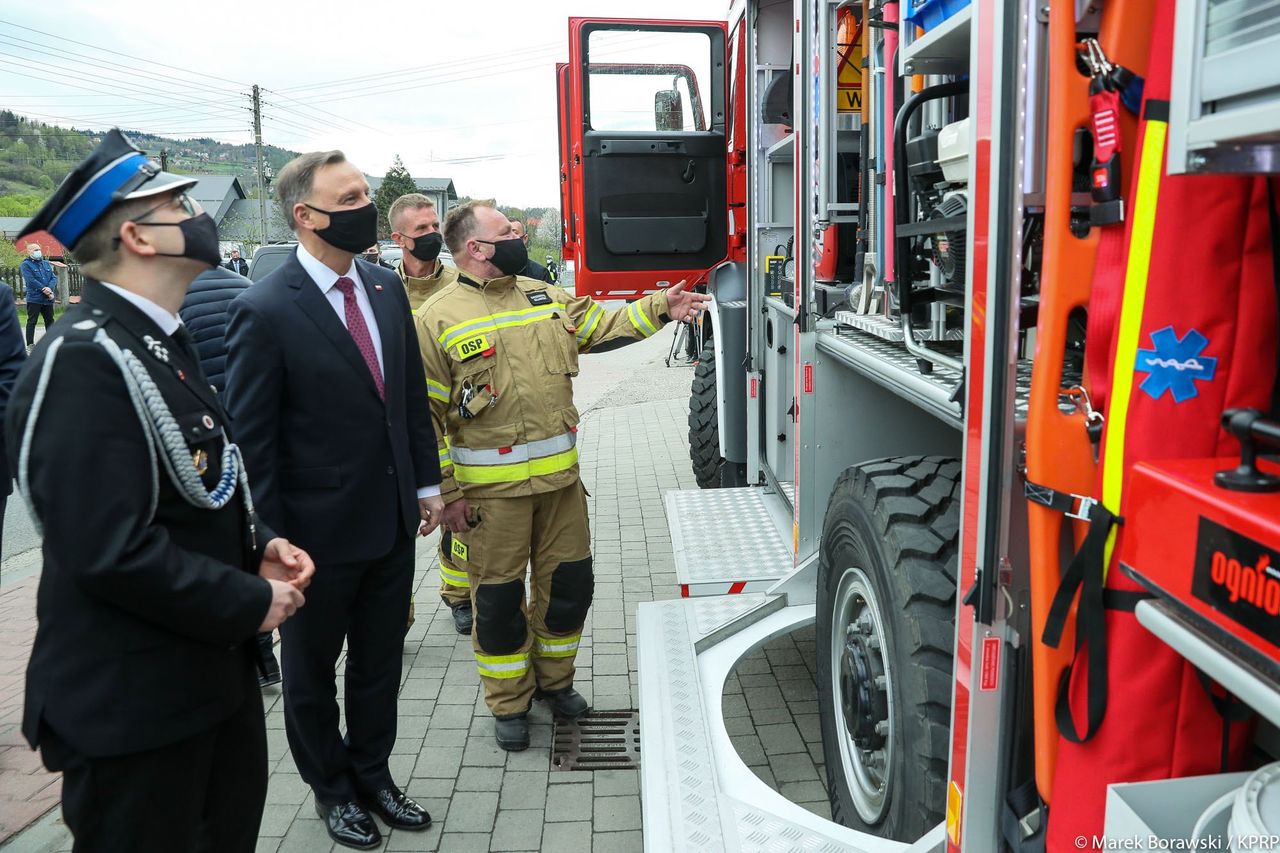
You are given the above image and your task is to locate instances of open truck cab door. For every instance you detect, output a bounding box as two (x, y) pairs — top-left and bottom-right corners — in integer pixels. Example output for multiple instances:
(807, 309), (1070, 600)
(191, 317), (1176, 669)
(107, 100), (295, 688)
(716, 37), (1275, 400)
(558, 17), (730, 301)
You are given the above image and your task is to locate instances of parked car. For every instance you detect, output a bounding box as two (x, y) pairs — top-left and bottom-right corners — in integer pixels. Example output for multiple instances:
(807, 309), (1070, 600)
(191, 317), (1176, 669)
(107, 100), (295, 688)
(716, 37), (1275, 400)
(248, 243), (297, 282)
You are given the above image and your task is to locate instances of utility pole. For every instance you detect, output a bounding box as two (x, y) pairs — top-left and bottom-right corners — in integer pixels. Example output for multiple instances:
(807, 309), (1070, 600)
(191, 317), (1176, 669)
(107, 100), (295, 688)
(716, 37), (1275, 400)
(252, 84), (268, 247)
(159, 148), (168, 171)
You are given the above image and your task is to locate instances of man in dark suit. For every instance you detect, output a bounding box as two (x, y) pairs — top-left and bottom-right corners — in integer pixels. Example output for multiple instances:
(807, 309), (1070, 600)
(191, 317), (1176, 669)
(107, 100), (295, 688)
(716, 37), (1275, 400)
(225, 150), (444, 850)
(225, 247), (250, 276)
(7, 129), (315, 853)
(0, 282), (26, 552)
(181, 265), (283, 688)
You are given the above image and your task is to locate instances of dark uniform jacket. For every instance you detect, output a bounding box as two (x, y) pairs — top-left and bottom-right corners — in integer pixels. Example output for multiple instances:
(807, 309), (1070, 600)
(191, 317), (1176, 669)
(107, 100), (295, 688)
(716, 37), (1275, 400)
(6, 280), (273, 760)
(224, 252), (441, 565)
(180, 265), (252, 394)
(225, 257), (250, 276)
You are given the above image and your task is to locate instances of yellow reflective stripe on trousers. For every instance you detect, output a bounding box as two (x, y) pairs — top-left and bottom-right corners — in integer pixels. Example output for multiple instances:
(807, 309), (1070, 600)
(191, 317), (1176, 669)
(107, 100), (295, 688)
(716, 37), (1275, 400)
(627, 301), (657, 338)
(439, 306), (560, 350)
(1100, 118), (1168, 579)
(577, 303), (605, 347)
(534, 634), (580, 658)
(454, 447), (579, 485)
(439, 562), (470, 587)
(426, 378), (449, 402)
(475, 652), (529, 679)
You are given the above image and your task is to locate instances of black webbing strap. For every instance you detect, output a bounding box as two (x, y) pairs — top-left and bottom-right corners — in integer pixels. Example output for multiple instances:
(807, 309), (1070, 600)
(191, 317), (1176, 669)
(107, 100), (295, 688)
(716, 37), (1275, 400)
(1001, 779), (1046, 853)
(1194, 670), (1253, 772)
(1024, 480), (1099, 522)
(1041, 500), (1123, 743)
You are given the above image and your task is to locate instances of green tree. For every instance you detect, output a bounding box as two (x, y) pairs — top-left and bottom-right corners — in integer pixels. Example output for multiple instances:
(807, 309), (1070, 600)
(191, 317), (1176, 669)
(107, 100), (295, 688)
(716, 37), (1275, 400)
(373, 155), (418, 240)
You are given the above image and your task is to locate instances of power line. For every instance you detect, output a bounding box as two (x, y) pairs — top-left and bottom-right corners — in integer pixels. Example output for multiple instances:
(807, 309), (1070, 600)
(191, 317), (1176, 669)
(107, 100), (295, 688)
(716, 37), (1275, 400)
(0, 19), (251, 90)
(0, 33), (245, 99)
(261, 88), (384, 135)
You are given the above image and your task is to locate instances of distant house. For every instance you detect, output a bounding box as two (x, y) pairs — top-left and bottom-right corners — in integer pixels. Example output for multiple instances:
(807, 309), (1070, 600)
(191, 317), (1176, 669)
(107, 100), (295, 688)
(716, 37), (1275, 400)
(188, 175), (293, 252)
(2, 217), (68, 259)
(365, 176), (458, 216)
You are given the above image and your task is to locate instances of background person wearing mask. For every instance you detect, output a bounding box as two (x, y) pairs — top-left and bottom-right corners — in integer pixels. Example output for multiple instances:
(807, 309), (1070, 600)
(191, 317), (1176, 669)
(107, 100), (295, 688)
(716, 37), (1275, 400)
(362, 243), (393, 269)
(416, 201), (708, 751)
(508, 219), (553, 284)
(225, 150), (443, 850)
(388, 192), (471, 635)
(180, 261), (283, 688)
(8, 129), (313, 853)
(19, 243), (57, 348)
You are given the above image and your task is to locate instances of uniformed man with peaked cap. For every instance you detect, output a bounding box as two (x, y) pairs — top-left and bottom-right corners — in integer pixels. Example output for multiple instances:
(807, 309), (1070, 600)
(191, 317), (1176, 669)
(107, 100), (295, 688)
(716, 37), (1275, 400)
(7, 129), (317, 853)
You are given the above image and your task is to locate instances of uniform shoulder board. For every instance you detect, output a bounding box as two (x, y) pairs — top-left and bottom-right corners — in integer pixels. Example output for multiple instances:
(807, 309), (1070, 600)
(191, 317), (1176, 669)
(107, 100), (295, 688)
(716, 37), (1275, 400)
(525, 290), (553, 307)
(61, 318), (100, 343)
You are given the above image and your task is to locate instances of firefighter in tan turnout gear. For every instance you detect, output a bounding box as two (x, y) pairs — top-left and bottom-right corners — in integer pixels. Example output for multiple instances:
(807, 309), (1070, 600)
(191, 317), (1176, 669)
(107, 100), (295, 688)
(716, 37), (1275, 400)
(416, 201), (708, 750)
(389, 193), (472, 635)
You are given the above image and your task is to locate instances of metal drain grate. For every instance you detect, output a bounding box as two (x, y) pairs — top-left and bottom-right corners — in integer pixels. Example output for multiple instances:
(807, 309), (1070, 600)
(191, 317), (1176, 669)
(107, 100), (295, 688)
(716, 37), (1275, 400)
(550, 710), (641, 771)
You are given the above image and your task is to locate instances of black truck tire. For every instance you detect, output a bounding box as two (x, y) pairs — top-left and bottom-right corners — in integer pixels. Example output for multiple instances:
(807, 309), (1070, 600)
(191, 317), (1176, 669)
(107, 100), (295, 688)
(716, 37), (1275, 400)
(688, 341), (723, 489)
(816, 456), (960, 842)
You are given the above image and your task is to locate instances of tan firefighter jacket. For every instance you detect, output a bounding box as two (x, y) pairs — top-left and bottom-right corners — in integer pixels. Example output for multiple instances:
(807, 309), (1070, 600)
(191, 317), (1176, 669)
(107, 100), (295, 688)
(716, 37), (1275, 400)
(415, 273), (670, 501)
(396, 257), (460, 313)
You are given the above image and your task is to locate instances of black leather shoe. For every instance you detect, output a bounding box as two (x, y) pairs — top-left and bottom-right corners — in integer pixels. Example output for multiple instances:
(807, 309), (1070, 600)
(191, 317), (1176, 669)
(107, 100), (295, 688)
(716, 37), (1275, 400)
(535, 686), (590, 720)
(359, 785), (431, 831)
(495, 715), (530, 751)
(314, 799), (381, 850)
(450, 602), (473, 635)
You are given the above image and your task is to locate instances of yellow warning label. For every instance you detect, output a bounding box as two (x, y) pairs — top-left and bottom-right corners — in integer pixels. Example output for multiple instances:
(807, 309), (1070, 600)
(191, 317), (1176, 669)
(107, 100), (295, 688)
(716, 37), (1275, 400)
(451, 537), (469, 562)
(836, 8), (864, 113)
(946, 781), (962, 845)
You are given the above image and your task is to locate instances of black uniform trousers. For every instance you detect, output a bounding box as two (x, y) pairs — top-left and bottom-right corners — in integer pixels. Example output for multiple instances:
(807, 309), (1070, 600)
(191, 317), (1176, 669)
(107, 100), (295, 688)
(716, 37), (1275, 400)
(44, 683), (266, 853)
(281, 525), (414, 805)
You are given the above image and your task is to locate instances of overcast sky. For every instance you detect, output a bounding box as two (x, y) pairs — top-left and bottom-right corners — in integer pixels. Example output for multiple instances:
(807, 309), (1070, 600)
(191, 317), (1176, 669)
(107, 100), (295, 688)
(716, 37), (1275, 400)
(1, 1), (729, 208)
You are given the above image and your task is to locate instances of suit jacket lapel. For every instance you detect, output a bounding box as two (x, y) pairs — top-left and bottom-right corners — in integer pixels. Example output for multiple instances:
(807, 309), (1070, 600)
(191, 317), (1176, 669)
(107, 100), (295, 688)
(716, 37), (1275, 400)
(361, 267), (399, 402)
(287, 258), (384, 403)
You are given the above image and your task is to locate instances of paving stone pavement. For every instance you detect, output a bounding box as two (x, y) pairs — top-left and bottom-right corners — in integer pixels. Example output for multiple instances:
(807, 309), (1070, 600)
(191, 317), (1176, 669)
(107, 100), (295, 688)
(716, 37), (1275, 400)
(0, 330), (830, 852)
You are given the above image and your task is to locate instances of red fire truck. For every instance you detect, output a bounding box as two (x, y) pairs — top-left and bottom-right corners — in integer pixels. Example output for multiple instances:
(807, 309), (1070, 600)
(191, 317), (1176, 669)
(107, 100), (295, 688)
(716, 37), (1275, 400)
(558, 1), (1280, 850)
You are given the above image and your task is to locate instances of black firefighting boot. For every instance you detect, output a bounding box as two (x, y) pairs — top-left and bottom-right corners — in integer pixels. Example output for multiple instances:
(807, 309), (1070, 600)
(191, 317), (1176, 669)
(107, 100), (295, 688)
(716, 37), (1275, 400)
(535, 686), (590, 720)
(494, 713), (530, 752)
(450, 601), (474, 636)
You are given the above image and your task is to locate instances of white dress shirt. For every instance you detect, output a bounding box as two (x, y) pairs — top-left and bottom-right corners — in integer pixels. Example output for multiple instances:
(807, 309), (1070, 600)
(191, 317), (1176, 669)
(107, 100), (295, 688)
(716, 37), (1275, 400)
(101, 282), (182, 335)
(294, 245), (440, 501)
(296, 243), (385, 376)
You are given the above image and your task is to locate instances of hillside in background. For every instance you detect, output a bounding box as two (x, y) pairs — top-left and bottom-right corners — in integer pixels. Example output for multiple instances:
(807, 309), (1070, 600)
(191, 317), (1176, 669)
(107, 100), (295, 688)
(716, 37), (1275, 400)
(0, 112), (298, 216)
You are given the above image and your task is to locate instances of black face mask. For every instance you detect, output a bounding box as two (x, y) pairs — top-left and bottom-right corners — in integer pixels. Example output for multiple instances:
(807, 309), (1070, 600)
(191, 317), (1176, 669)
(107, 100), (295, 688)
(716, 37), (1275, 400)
(477, 237), (527, 277)
(144, 213), (222, 268)
(408, 231), (443, 263)
(304, 201), (378, 254)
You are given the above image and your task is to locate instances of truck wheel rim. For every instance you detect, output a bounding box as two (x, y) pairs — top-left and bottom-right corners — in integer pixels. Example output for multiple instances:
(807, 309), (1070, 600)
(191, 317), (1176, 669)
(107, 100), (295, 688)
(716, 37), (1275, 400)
(831, 567), (893, 823)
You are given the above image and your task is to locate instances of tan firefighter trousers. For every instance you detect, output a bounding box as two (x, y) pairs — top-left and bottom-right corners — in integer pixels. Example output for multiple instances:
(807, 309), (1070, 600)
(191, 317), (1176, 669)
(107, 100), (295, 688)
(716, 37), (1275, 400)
(447, 482), (592, 717)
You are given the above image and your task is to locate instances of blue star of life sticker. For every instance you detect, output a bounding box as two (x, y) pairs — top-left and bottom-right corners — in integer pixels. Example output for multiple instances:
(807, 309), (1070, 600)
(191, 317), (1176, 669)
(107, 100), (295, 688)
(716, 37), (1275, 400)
(1134, 325), (1218, 403)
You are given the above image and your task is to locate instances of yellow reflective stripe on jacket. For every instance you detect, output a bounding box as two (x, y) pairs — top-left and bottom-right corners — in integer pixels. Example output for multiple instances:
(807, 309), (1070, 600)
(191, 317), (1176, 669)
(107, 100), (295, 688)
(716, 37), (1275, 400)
(440, 562), (470, 588)
(577, 303), (605, 346)
(454, 447), (579, 485)
(627, 301), (658, 338)
(426, 378), (449, 402)
(475, 652), (529, 679)
(534, 633), (580, 658)
(439, 306), (559, 350)
(450, 431), (576, 466)
(439, 445), (452, 466)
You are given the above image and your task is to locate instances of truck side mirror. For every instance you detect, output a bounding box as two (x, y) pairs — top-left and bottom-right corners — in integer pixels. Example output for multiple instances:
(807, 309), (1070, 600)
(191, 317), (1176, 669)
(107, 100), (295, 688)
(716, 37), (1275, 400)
(655, 89), (684, 131)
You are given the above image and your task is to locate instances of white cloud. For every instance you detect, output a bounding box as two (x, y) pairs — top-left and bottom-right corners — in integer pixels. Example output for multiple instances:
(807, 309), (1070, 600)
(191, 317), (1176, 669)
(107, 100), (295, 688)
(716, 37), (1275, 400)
(1, 0), (729, 206)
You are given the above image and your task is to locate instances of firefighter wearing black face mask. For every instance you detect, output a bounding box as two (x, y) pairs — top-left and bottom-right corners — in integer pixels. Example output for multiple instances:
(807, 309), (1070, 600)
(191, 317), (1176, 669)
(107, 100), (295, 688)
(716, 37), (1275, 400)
(389, 194), (470, 634)
(414, 201), (709, 752)
(390, 194), (459, 314)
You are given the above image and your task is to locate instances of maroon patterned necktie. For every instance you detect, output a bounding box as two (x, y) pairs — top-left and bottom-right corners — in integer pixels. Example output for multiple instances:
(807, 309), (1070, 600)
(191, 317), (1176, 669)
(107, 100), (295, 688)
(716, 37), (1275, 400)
(333, 276), (384, 400)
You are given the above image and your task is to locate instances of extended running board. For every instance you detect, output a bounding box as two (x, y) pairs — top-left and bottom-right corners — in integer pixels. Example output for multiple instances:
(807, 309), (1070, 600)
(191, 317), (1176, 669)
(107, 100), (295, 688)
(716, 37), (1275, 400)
(666, 487), (794, 597)
(637, 593), (933, 852)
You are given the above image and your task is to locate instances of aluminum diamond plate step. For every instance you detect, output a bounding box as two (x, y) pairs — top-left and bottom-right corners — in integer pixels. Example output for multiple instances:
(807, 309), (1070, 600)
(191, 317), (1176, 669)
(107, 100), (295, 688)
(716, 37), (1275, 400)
(666, 487), (793, 597)
(637, 596), (914, 853)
